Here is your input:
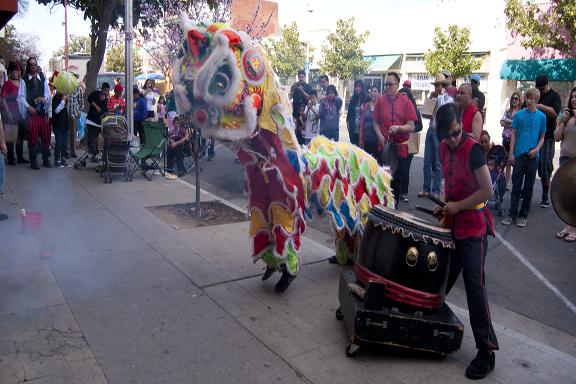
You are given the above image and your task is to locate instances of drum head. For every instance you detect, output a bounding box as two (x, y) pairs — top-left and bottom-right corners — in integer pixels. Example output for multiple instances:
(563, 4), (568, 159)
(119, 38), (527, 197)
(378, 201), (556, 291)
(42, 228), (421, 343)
(551, 158), (576, 226)
(369, 206), (454, 249)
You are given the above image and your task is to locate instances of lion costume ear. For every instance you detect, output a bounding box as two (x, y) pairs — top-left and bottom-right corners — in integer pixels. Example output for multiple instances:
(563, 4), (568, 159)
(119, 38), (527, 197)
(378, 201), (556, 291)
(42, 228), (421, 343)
(187, 29), (210, 61)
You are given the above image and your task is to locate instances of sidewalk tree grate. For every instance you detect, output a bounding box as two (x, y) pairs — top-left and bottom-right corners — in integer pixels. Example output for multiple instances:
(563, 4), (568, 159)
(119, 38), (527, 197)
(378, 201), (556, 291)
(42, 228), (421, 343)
(146, 201), (248, 229)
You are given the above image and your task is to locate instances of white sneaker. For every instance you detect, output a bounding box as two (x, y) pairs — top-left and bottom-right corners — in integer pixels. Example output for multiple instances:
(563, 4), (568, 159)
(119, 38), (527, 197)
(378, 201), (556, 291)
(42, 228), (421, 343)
(516, 217), (527, 227)
(164, 173), (178, 180)
(501, 217), (515, 225)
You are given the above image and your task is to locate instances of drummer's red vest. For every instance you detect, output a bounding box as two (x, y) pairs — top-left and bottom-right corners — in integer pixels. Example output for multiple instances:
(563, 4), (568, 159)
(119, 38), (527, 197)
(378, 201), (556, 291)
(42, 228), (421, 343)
(440, 135), (494, 240)
(461, 103), (478, 136)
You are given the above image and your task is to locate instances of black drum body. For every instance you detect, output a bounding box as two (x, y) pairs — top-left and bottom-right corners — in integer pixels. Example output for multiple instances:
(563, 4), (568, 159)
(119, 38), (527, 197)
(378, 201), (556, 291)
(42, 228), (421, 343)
(355, 206), (454, 311)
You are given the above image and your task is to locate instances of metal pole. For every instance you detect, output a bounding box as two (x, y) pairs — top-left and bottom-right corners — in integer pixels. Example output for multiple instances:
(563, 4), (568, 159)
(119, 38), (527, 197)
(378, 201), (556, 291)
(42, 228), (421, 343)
(64, 0), (69, 69)
(125, 0), (134, 137)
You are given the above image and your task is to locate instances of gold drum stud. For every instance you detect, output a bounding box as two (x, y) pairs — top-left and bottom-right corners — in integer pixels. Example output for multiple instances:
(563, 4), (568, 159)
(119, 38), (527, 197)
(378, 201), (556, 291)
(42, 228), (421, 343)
(427, 251), (438, 272)
(406, 247), (419, 267)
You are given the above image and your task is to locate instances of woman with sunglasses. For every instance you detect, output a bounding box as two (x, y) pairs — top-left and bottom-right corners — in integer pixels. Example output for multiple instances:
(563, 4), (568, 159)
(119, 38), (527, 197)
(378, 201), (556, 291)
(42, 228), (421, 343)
(500, 91), (522, 189)
(434, 103), (498, 380)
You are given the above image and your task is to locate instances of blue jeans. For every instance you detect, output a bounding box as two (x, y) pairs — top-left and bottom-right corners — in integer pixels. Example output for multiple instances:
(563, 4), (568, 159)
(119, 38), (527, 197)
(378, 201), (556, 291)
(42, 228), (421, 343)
(0, 153), (5, 193)
(422, 124), (442, 194)
(53, 126), (69, 163)
(508, 155), (538, 219)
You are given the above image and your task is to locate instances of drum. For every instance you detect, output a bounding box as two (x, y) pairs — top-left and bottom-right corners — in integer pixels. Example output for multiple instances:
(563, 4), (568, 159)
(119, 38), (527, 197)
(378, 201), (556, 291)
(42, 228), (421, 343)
(355, 206), (454, 311)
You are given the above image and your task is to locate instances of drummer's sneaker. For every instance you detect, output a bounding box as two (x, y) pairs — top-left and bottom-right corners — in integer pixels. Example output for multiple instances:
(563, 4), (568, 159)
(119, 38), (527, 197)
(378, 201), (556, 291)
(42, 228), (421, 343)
(501, 216), (515, 225)
(540, 197), (550, 208)
(516, 217), (527, 227)
(465, 349), (495, 380)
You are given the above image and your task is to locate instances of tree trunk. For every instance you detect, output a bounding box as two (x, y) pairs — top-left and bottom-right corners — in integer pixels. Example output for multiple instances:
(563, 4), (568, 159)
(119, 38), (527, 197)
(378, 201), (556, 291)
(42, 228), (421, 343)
(84, 0), (116, 105)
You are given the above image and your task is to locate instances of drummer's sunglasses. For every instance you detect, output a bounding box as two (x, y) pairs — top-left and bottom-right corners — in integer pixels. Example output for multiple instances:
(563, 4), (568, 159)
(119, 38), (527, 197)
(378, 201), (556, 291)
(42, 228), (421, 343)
(439, 129), (462, 140)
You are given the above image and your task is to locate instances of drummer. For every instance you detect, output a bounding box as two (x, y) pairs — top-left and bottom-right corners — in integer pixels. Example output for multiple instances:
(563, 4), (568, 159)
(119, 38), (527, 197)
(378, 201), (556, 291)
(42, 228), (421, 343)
(434, 103), (499, 380)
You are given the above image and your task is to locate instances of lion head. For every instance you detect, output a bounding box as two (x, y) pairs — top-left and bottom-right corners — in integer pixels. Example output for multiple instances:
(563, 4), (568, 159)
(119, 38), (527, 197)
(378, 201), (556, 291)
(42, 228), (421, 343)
(172, 14), (294, 144)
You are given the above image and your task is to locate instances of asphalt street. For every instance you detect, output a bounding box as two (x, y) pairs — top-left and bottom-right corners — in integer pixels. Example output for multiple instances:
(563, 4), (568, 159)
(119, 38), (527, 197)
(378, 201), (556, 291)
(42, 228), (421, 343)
(181, 130), (576, 338)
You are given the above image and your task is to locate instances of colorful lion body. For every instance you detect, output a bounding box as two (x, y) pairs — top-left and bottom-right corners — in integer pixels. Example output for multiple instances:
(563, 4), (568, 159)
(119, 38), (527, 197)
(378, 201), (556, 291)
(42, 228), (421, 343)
(172, 15), (394, 281)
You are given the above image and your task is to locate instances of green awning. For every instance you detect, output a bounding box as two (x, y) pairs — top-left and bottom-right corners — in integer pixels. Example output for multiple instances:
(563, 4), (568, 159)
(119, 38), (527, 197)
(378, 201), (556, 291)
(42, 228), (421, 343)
(500, 59), (576, 81)
(364, 55), (402, 73)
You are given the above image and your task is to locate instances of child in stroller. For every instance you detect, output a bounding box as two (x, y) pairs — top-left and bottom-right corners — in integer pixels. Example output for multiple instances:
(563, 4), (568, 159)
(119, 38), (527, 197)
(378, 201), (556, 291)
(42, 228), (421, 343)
(480, 131), (507, 216)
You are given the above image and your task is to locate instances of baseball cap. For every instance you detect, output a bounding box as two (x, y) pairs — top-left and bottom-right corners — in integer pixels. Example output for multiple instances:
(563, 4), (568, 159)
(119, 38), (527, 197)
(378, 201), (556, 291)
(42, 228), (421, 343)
(471, 74), (481, 82)
(402, 80), (411, 88)
(535, 74), (549, 87)
(431, 73), (450, 85)
(114, 84), (124, 93)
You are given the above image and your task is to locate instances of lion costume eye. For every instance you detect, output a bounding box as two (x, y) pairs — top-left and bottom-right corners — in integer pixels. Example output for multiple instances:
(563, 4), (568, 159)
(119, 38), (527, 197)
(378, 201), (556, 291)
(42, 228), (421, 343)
(209, 65), (232, 96)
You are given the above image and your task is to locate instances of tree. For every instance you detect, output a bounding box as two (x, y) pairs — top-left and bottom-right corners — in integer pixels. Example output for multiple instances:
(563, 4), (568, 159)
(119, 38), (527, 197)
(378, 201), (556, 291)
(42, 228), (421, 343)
(424, 25), (481, 80)
(232, 0), (274, 40)
(0, 25), (41, 64)
(137, 0), (231, 87)
(52, 34), (92, 58)
(319, 18), (370, 101)
(262, 22), (312, 79)
(105, 37), (143, 74)
(504, 0), (576, 57)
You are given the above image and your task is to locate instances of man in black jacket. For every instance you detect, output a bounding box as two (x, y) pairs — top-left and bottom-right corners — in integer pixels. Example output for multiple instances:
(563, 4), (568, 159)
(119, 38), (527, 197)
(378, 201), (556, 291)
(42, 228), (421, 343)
(85, 82), (109, 160)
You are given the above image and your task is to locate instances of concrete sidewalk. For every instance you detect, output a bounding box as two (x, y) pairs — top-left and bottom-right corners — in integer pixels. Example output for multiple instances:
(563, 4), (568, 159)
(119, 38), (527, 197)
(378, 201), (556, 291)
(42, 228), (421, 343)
(1, 163), (575, 384)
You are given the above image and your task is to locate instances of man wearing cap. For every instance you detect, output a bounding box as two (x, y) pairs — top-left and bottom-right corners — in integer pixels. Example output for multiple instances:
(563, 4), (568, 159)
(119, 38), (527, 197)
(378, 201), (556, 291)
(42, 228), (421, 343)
(107, 84), (126, 115)
(419, 73), (453, 199)
(456, 83), (483, 140)
(470, 74), (485, 113)
(402, 79), (411, 89)
(534, 74), (562, 208)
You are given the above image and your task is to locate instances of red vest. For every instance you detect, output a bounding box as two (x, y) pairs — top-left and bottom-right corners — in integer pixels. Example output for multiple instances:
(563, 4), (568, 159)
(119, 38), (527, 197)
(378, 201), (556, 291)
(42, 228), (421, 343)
(440, 135), (494, 240)
(461, 103), (478, 135)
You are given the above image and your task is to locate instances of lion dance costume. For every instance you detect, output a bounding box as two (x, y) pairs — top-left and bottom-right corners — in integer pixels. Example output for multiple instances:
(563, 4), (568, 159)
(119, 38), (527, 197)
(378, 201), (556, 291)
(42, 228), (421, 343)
(172, 15), (394, 292)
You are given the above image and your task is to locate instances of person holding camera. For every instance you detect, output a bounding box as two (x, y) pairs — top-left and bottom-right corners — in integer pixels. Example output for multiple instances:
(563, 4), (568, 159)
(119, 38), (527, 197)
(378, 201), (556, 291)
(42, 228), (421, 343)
(289, 69), (313, 122)
(553, 87), (576, 242)
(501, 88), (546, 228)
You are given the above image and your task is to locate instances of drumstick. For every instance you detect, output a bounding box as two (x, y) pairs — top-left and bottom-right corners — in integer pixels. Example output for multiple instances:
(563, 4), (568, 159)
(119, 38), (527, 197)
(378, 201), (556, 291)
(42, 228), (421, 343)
(415, 206), (443, 218)
(427, 194), (446, 207)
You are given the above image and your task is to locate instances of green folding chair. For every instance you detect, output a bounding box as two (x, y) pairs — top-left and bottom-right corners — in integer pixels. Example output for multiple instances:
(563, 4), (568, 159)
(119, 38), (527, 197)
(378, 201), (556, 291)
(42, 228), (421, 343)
(130, 122), (167, 181)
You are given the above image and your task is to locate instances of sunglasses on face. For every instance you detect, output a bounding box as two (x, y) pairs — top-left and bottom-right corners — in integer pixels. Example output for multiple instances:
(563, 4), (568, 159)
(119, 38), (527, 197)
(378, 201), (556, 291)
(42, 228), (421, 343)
(440, 129), (462, 140)
(511, 97), (519, 100)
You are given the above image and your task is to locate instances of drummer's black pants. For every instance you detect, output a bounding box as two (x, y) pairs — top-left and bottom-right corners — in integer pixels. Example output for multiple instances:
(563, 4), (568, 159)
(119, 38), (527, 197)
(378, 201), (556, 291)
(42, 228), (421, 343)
(446, 235), (499, 351)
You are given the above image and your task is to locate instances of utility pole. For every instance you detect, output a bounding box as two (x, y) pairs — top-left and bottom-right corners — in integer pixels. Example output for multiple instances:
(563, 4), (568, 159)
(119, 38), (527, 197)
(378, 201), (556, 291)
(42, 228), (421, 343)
(64, 0), (68, 69)
(125, 0), (134, 137)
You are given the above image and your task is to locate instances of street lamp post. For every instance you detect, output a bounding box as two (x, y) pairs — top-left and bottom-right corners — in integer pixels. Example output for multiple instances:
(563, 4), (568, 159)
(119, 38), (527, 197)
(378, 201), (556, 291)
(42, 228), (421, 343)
(125, 0), (134, 137)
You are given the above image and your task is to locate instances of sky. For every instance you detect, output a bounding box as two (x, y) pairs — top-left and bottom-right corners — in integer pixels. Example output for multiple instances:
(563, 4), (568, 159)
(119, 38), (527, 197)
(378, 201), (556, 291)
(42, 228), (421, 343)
(7, 0), (507, 70)
(9, 2), (91, 69)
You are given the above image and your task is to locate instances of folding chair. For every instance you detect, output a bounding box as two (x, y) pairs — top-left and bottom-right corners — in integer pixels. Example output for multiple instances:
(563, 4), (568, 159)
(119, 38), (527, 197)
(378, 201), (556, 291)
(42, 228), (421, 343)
(130, 122), (167, 181)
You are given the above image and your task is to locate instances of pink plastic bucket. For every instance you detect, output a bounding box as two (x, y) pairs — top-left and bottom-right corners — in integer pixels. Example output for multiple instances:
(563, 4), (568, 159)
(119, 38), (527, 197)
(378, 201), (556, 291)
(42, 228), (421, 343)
(21, 212), (42, 233)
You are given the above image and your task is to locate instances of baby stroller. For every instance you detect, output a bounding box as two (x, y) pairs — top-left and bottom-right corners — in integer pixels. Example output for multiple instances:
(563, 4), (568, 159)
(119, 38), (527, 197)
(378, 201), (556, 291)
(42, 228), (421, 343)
(486, 144), (507, 216)
(101, 114), (131, 183)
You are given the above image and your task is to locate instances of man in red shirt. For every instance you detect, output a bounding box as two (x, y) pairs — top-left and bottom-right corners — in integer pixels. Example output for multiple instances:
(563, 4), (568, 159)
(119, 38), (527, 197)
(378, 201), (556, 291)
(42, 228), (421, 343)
(373, 72), (417, 207)
(107, 84), (126, 115)
(456, 83), (482, 139)
(435, 102), (498, 380)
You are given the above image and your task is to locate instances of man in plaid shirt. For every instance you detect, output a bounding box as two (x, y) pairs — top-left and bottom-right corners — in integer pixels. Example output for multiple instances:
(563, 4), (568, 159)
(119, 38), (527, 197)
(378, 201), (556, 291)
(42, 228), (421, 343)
(67, 74), (84, 158)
